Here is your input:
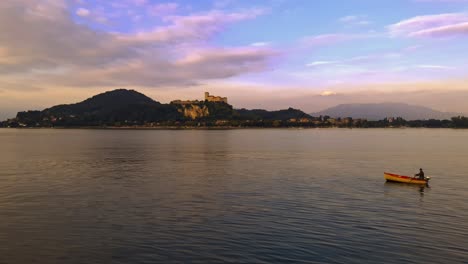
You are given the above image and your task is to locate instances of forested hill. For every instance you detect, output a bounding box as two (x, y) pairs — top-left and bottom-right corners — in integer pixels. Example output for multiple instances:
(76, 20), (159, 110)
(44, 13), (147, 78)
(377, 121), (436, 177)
(12, 89), (181, 126)
(44, 89), (160, 115)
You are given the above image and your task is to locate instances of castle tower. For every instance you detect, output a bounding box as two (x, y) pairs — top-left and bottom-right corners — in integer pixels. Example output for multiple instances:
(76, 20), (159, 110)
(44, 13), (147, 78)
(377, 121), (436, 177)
(204, 92), (228, 103)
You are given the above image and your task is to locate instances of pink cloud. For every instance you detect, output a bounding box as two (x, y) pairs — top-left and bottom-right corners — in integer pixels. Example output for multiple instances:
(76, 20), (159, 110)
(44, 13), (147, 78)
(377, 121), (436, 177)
(116, 9), (265, 44)
(76, 8), (90, 17)
(389, 13), (468, 37)
(409, 21), (468, 37)
(301, 33), (374, 47)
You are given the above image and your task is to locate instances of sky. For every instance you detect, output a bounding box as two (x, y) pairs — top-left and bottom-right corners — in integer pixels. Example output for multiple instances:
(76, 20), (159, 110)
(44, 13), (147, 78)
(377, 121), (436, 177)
(1, 0), (468, 119)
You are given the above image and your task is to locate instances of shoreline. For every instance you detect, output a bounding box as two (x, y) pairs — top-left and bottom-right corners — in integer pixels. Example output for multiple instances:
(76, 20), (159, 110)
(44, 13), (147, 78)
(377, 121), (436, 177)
(0, 126), (465, 130)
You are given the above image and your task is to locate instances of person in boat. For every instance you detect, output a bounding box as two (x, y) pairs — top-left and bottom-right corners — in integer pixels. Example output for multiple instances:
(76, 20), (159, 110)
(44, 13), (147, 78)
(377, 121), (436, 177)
(415, 168), (425, 180)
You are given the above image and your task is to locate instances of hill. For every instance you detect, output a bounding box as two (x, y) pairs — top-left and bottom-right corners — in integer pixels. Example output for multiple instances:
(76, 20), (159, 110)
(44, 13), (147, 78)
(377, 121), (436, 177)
(236, 107), (311, 121)
(44, 89), (159, 115)
(8, 89), (313, 127)
(313, 103), (461, 121)
(15, 89), (182, 126)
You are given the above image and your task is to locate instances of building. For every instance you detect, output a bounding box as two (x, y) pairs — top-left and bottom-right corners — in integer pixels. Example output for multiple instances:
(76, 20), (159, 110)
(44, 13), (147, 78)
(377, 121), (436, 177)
(171, 92), (228, 105)
(205, 92), (228, 104)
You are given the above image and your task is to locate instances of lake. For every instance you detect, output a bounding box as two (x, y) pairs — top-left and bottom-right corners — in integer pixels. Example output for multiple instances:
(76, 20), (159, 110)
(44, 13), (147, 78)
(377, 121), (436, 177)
(0, 128), (467, 263)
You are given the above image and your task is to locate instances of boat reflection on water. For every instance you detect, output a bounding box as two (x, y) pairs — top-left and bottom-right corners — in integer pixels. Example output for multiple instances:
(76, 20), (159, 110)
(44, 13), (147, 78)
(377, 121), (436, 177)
(384, 181), (430, 197)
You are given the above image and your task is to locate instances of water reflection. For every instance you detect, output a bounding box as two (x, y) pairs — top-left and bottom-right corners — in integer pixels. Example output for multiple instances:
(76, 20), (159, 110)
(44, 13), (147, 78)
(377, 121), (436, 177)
(384, 181), (430, 197)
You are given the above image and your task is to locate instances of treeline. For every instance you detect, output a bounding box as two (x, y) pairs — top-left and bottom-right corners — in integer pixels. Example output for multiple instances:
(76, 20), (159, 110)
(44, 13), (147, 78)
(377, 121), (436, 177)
(359, 117), (468, 128)
(1, 89), (468, 129)
(2, 115), (468, 128)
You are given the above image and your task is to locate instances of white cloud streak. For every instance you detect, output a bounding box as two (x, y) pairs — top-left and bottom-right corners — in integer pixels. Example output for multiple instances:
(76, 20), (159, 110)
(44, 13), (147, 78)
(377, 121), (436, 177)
(306, 61), (339, 67)
(415, 64), (454, 70)
(389, 13), (468, 37)
(338, 15), (371, 26)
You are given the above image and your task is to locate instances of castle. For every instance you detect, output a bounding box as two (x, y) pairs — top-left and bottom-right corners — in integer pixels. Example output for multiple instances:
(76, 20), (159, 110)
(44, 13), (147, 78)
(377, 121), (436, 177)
(205, 92), (228, 103)
(171, 92), (228, 105)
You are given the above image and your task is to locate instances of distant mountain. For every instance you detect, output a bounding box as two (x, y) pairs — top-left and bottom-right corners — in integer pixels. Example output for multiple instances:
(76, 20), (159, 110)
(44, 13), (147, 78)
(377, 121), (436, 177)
(313, 103), (461, 120)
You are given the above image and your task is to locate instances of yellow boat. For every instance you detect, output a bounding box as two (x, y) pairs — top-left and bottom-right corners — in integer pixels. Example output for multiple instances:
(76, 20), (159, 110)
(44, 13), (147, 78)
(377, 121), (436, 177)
(384, 172), (430, 185)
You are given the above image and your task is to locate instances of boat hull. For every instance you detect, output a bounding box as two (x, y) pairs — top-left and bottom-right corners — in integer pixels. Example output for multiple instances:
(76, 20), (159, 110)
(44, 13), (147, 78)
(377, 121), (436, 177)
(384, 172), (429, 184)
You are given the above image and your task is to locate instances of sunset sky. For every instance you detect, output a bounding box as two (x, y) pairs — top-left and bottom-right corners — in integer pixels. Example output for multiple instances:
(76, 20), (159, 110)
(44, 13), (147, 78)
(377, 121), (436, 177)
(1, 0), (468, 119)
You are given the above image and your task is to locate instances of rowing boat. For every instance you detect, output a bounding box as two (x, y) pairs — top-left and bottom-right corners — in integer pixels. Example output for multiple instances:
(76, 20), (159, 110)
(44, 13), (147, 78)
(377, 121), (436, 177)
(384, 172), (430, 184)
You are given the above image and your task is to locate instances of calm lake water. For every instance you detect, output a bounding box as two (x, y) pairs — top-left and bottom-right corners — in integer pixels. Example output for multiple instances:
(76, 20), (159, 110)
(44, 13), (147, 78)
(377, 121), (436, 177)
(0, 128), (467, 263)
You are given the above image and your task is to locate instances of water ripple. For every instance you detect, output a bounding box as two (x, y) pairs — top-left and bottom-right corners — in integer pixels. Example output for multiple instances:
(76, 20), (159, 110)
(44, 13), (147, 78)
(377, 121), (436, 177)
(1, 129), (468, 263)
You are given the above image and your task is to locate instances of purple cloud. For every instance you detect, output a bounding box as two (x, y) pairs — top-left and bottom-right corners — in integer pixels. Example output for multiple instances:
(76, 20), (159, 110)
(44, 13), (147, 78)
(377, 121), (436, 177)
(0, 0), (276, 88)
(116, 9), (266, 44)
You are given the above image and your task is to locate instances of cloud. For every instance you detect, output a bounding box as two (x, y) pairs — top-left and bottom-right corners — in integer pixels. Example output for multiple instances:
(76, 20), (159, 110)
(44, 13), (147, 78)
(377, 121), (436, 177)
(389, 13), (468, 37)
(250, 42), (271, 47)
(0, 0), (276, 89)
(415, 64), (454, 70)
(116, 9), (266, 44)
(76, 8), (90, 17)
(303, 34), (353, 46)
(174, 47), (278, 78)
(409, 22), (468, 37)
(320, 90), (338, 96)
(49, 46), (277, 88)
(301, 33), (375, 47)
(306, 52), (401, 68)
(306, 61), (339, 67)
(338, 15), (371, 26)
